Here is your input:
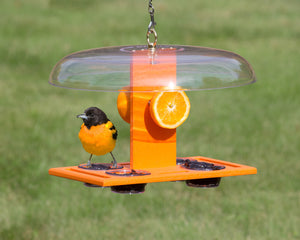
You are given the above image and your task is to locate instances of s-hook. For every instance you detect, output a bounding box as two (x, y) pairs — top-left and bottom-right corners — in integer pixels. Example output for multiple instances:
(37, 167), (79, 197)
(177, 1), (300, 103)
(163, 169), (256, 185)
(147, 0), (157, 49)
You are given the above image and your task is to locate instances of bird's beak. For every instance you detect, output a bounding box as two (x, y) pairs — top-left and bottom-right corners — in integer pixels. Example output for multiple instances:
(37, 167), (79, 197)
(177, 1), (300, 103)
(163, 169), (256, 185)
(77, 113), (88, 120)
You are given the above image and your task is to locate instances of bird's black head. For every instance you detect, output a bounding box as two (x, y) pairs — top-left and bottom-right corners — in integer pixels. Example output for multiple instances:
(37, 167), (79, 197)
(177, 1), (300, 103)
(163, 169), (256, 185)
(77, 107), (109, 129)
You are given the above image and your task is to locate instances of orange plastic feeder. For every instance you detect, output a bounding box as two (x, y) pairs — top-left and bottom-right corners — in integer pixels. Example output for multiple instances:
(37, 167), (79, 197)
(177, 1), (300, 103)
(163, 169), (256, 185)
(49, 45), (257, 194)
(48, 2), (257, 194)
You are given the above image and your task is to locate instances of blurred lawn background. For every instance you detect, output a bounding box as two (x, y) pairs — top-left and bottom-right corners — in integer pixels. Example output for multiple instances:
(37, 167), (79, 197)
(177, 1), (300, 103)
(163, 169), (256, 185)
(0, 0), (299, 239)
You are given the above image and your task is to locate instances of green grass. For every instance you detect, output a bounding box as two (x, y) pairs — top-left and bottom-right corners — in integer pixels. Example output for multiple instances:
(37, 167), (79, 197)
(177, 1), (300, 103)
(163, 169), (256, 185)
(1, 0), (299, 239)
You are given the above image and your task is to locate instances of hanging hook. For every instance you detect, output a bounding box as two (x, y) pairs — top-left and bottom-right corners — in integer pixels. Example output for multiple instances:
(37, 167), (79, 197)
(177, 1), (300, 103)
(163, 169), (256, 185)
(147, 28), (157, 49)
(147, 0), (157, 49)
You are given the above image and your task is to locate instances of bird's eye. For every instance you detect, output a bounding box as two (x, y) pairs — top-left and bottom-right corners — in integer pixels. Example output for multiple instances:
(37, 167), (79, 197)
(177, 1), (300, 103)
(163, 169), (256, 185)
(90, 114), (95, 118)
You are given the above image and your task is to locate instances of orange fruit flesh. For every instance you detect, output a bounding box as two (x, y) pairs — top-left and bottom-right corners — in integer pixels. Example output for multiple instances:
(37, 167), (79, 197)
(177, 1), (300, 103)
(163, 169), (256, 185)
(150, 91), (190, 129)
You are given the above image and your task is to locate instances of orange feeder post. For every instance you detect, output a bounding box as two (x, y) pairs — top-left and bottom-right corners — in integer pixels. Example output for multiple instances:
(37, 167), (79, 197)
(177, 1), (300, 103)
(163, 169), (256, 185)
(130, 49), (177, 170)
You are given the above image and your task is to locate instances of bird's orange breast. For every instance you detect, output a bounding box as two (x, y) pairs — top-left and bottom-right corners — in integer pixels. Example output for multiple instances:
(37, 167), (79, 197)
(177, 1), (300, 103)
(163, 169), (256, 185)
(78, 123), (116, 156)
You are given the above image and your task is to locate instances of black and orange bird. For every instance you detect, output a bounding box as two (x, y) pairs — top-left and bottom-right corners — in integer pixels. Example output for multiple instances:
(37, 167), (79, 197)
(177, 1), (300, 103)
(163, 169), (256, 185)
(77, 107), (118, 168)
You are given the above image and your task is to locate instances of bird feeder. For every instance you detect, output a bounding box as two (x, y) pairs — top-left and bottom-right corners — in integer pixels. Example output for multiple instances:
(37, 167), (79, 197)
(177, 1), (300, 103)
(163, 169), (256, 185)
(48, 1), (257, 194)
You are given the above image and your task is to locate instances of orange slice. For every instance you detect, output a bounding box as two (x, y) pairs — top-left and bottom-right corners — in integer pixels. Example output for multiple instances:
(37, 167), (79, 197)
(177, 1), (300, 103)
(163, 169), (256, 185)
(117, 91), (130, 123)
(149, 91), (190, 129)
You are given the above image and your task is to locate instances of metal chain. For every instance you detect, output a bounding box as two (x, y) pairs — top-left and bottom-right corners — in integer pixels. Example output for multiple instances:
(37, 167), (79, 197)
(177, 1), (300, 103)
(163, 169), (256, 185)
(148, 0), (156, 31)
(147, 0), (157, 49)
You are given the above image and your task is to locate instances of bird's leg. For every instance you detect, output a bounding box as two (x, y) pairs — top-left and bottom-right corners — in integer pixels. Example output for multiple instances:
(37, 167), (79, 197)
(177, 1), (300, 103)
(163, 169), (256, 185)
(87, 154), (93, 168)
(110, 152), (118, 168)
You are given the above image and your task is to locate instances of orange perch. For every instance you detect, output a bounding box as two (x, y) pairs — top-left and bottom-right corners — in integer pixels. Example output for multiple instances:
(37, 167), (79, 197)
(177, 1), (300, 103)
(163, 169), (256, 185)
(49, 156), (257, 187)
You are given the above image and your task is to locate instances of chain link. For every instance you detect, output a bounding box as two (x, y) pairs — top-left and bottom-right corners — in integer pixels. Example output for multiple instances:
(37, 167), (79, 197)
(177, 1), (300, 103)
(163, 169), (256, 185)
(147, 0), (157, 49)
(148, 0), (156, 31)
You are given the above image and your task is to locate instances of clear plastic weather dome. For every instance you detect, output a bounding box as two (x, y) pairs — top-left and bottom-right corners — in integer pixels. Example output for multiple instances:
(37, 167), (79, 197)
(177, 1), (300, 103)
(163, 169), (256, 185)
(49, 45), (256, 92)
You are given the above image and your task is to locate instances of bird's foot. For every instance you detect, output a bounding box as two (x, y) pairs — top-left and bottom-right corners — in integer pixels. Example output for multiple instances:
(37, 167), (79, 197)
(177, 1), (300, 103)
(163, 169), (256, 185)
(86, 160), (92, 168)
(111, 160), (118, 169)
(110, 152), (118, 169)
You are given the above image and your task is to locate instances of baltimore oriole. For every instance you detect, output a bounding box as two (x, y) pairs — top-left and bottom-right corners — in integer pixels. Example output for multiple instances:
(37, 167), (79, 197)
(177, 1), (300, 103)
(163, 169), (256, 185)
(77, 107), (118, 168)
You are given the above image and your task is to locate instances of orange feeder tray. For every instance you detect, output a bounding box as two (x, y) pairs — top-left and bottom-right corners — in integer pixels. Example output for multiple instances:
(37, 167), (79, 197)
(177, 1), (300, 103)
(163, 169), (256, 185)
(49, 156), (256, 190)
(49, 45), (257, 193)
